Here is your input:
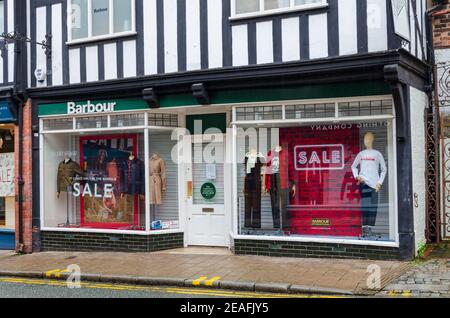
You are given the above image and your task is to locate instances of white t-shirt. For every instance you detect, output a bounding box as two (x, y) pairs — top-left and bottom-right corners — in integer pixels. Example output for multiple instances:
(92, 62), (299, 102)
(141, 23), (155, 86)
(351, 149), (387, 190)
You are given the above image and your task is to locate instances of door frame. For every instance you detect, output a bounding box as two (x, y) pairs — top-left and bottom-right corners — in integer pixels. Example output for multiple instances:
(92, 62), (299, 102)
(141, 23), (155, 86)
(183, 131), (232, 248)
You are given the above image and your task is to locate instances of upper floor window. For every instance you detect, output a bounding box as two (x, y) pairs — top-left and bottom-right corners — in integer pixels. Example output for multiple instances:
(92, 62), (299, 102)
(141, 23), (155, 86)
(0, 0), (5, 35)
(69, 0), (135, 43)
(233, 0), (327, 18)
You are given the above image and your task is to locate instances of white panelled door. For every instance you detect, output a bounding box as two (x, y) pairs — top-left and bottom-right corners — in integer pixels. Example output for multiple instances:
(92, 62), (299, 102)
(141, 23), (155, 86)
(186, 134), (228, 247)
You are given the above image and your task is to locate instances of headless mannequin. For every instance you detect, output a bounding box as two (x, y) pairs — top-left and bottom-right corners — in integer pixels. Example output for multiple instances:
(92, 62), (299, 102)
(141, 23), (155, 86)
(56, 154), (81, 199)
(121, 152), (145, 201)
(352, 132), (387, 238)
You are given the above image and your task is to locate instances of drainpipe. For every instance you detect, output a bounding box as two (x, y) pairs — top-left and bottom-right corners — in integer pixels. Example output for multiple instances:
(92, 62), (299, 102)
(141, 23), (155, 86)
(13, 94), (25, 252)
(12, 0), (28, 253)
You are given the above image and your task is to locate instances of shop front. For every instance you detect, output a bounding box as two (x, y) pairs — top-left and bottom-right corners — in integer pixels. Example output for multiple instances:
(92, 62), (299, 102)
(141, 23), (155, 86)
(0, 101), (16, 250)
(34, 79), (410, 260)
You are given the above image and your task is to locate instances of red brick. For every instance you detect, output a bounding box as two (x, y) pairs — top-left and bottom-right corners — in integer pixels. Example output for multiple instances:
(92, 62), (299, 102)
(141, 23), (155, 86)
(14, 99), (33, 254)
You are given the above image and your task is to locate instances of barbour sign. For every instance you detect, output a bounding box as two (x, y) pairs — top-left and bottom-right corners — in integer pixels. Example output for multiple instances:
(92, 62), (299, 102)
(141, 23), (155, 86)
(68, 100), (116, 114)
(38, 99), (150, 117)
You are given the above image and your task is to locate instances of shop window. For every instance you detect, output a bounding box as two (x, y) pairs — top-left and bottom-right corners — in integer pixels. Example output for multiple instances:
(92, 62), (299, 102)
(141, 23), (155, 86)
(233, 0), (327, 17)
(41, 124), (180, 232)
(69, 0), (135, 42)
(0, 128), (14, 153)
(235, 106), (396, 242)
(43, 132), (147, 231)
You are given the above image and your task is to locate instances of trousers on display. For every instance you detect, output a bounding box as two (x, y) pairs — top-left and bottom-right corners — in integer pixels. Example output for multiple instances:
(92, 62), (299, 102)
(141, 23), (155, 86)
(269, 173), (290, 230)
(244, 174), (262, 229)
(360, 184), (379, 227)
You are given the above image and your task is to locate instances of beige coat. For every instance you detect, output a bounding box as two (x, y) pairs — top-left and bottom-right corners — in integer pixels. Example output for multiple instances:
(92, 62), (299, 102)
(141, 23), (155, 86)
(149, 154), (167, 204)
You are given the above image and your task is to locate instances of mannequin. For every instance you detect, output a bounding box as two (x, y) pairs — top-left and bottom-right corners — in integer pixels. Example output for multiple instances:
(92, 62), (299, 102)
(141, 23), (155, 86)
(244, 148), (264, 229)
(149, 153), (167, 223)
(264, 145), (293, 230)
(120, 152), (145, 207)
(57, 154), (84, 226)
(57, 154), (84, 198)
(351, 132), (387, 237)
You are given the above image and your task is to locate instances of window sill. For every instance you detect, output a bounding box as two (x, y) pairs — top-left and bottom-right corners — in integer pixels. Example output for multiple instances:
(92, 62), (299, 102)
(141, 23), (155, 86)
(229, 3), (328, 22)
(66, 31), (138, 46)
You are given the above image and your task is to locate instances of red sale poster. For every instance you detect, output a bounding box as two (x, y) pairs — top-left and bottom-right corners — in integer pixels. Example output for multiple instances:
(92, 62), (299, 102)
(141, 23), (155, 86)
(280, 125), (362, 237)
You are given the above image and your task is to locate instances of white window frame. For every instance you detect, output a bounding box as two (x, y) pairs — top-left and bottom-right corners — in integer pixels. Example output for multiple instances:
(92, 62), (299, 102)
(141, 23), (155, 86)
(231, 0), (328, 20)
(0, 0), (5, 35)
(67, 0), (136, 45)
(39, 111), (183, 236)
(231, 95), (400, 248)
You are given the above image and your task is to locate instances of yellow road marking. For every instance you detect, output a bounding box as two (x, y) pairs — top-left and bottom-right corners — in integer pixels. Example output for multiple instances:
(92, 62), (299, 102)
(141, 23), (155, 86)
(204, 276), (221, 287)
(192, 276), (208, 286)
(44, 269), (62, 278)
(0, 277), (349, 298)
(55, 269), (70, 279)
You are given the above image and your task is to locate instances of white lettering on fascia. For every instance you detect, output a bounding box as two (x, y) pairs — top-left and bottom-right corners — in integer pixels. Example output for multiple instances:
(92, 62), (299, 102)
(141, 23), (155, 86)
(67, 101), (117, 114)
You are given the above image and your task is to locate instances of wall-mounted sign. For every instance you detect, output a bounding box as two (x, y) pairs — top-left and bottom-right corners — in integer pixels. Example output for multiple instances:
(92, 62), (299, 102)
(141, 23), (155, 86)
(391, 0), (410, 41)
(0, 102), (15, 123)
(39, 99), (151, 117)
(68, 101), (116, 115)
(200, 182), (216, 201)
(0, 153), (15, 197)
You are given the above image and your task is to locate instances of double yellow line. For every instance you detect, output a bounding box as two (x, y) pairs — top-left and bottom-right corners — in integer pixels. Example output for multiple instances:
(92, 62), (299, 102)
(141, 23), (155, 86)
(0, 277), (344, 298)
(192, 276), (222, 287)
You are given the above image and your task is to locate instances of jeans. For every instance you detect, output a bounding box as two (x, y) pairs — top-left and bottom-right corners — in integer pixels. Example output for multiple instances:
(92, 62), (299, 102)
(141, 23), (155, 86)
(244, 174), (262, 228)
(269, 173), (290, 230)
(360, 184), (379, 227)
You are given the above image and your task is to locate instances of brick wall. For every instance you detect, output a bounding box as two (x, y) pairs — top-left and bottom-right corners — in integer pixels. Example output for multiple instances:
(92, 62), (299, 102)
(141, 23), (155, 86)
(41, 231), (184, 252)
(14, 99), (33, 254)
(432, 3), (450, 48)
(234, 239), (403, 260)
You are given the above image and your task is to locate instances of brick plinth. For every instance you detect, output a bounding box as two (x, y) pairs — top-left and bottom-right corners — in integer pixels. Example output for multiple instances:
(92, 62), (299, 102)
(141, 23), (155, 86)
(234, 239), (403, 260)
(41, 231), (184, 252)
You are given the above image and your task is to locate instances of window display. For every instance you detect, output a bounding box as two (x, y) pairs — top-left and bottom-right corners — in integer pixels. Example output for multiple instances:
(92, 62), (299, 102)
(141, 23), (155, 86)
(41, 111), (181, 234)
(79, 134), (144, 229)
(43, 132), (146, 231)
(236, 116), (396, 242)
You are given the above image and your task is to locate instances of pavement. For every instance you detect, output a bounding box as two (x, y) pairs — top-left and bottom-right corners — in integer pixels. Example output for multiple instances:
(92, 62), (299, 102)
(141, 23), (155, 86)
(378, 244), (450, 298)
(0, 247), (413, 296)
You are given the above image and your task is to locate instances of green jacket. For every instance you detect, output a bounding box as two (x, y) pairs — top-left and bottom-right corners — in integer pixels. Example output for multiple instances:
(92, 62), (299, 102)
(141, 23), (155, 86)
(57, 159), (84, 193)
